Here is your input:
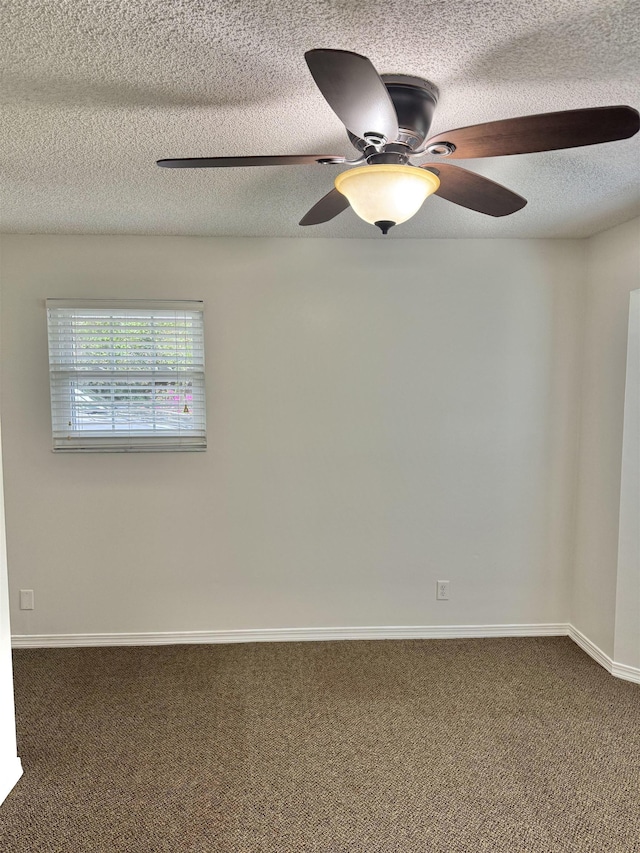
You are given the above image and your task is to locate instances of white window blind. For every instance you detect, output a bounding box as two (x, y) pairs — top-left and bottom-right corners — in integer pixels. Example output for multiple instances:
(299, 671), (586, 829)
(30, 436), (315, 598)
(47, 299), (206, 452)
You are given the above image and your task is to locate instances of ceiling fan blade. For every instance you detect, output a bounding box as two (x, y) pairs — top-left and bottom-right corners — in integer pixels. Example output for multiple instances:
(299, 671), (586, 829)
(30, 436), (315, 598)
(299, 188), (350, 226)
(422, 164), (527, 217)
(425, 106), (640, 159)
(305, 49), (399, 142)
(157, 154), (347, 168)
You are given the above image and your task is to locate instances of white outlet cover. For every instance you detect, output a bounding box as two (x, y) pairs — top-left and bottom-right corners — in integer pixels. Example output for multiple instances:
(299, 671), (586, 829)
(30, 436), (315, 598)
(436, 581), (450, 601)
(19, 589), (34, 610)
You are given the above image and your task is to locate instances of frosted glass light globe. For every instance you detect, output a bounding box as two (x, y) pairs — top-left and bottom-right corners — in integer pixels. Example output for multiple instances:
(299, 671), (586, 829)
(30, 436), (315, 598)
(334, 164), (440, 230)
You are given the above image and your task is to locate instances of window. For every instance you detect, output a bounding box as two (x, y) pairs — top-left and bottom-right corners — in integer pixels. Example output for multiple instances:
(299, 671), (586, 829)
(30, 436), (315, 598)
(46, 299), (206, 452)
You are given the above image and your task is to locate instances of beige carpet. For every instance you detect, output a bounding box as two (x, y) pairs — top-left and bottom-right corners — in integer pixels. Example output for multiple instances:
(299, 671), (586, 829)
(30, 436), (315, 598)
(0, 637), (638, 852)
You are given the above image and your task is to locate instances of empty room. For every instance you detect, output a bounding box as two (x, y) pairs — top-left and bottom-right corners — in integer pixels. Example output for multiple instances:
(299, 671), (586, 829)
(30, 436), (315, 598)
(1, 1), (639, 851)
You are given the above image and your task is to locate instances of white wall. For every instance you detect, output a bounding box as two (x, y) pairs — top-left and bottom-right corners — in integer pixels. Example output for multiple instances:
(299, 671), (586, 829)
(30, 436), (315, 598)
(0, 235), (584, 638)
(0, 276), (22, 801)
(614, 290), (640, 671)
(573, 218), (640, 658)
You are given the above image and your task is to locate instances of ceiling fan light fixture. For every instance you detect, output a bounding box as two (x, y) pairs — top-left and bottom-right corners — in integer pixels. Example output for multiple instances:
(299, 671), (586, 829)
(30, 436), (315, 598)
(334, 164), (440, 231)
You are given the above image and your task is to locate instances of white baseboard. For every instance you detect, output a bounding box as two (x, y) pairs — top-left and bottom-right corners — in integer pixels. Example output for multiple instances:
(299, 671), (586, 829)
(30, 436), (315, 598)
(567, 625), (614, 673)
(0, 757), (23, 806)
(11, 623), (638, 683)
(611, 661), (640, 684)
(12, 622), (570, 648)
(567, 625), (640, 684)
(12, 623), (569, 649)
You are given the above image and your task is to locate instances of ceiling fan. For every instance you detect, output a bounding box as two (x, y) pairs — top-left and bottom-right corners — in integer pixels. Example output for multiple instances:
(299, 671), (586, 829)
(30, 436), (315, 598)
(157, 49), (640, 234)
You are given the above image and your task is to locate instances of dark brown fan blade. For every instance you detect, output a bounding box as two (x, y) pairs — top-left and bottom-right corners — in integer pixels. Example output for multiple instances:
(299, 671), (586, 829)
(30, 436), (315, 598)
(300, 188), (350, 226)
(305, 49), (399, 142)
(157, 154), (346, 168)
(422, 164), (527, 217)
(425, 106), (640, 159)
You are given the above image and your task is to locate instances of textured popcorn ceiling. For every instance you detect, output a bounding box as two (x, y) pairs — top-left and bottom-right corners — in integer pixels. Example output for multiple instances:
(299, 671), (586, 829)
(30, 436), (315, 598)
(2, 0), (640, 238)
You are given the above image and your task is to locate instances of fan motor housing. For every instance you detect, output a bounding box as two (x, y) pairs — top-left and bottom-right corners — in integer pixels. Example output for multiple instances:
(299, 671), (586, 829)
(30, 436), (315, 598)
(348, 75), (439, 152)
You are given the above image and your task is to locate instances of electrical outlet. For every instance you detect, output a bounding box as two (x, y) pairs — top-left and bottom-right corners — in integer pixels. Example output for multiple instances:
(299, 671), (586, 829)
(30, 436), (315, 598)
(20, 589), (34, 610)
(436, 580), (450, 601)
